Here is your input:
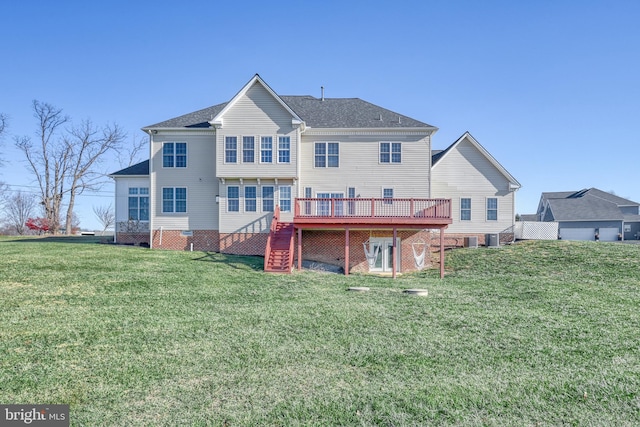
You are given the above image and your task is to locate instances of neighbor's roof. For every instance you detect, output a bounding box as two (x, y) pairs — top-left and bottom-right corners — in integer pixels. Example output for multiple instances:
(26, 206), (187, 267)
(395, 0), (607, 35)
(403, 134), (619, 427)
(543, 188), (640, 221)
(144, 97), (433, 130)
(109, 160), (149, 177)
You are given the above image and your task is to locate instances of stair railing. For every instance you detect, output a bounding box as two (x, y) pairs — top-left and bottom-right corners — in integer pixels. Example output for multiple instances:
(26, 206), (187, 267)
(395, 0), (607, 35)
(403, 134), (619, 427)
(264, 205), (280, 271)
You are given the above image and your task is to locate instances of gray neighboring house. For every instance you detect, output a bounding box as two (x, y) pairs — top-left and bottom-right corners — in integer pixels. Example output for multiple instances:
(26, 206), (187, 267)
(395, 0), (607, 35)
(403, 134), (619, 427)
(534, 188), (640, 241)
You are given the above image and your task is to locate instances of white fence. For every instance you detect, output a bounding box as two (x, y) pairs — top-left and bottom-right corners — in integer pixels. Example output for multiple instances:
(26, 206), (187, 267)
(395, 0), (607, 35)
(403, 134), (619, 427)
(514, 221), (559, 240)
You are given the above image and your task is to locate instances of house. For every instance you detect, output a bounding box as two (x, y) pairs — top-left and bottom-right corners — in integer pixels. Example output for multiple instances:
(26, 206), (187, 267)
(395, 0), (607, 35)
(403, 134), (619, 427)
(534, 188), (640, 241)
(110, 74), (520, 276)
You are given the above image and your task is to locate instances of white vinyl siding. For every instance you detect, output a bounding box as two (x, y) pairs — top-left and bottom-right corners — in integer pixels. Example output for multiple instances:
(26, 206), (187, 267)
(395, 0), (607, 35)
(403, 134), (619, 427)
(151, 132), (218, 230)
(216, 81), (297, 178)
(298, 133), (431, 202)
(430, 135), (516, 234)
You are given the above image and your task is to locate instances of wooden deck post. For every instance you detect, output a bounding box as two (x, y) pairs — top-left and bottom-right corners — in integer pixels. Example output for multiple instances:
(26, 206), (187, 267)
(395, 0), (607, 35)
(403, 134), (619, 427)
(392, 227), (397, 279)
(440, 226), (445, 279)
(345, 227), (350, 276)
(297, 227), (302, 271)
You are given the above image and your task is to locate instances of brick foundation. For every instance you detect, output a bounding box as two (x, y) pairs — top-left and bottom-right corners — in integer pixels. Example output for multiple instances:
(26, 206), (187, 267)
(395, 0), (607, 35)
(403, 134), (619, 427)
(151, 230), (220, 251)
(115, 232), (149, 246)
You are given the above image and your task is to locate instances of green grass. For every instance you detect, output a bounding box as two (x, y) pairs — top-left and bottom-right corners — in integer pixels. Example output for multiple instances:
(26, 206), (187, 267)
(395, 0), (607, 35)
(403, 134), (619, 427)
(1, 237), (639, 426)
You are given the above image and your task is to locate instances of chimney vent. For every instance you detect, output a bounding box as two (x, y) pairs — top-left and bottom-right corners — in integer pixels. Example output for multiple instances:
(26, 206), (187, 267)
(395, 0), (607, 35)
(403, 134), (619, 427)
(321, 86), (325, 101)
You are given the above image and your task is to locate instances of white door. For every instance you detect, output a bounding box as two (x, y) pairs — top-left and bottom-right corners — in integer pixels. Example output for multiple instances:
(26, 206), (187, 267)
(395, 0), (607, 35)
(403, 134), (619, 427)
(560, 228), (595, 241)
(599, 228), (619, 241)
(370, 238), (400, 273)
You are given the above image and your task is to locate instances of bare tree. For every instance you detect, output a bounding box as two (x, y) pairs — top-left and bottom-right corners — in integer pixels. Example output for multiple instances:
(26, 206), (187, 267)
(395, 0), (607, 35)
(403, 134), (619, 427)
(118, 133), (148, 168)
(15, 101), (70, 234)
(0, 113), (7, 138)
(93, 204), (115, 235)
(64, 120), (125, 234)
(15, 101), (125, 235)
(2, 190), (37, 235)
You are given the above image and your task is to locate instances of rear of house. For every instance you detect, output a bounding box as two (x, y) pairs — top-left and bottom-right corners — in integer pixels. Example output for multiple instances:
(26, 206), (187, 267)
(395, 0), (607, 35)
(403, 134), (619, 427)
(110, 75), (520, 274)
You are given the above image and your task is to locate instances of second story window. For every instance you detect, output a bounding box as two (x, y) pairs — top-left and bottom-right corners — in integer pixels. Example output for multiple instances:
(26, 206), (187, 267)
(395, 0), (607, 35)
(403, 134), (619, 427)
(243, 136), (255, 163)
(314, 142), (339, 168)
(225, 137), (237, 163)
(163, 142), (187, 168)
(261, 137), (273, 163)
(278, 136), (290, 163)
(380, 142), (401, 164)
(383, 188), (394, 205)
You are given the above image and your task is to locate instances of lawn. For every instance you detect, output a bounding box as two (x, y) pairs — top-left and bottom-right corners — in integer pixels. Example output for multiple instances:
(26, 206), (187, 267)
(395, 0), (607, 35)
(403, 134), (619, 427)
(0, 237), (639, 426)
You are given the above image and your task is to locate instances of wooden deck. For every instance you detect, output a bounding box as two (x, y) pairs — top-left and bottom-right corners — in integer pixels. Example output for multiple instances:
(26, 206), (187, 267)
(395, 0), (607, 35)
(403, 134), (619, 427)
(294, 198), (452, 228)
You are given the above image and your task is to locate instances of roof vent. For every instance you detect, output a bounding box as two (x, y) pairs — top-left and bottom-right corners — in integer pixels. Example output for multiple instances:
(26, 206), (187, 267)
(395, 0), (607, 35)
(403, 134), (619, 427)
(321, 86), (325, 101)
(377, 114), (382, 121)
(398, 116), (402, 124)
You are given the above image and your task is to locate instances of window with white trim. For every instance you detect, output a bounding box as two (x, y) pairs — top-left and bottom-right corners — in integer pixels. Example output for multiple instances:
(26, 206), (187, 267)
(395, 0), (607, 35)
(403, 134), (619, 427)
(243, 136), (255, 163)
(487, 198), (498, 221)
(380, 142), (401, 163)
(461, 198), (471, 221)
(245, 186), (257, 212)
(128, 187), (149, 221)
(262, 186), (274, 212)
(162, 187), (187, 213)
(163, 142), (187, 168)
(348, 187), (356, 215)
(279, 186), (291, 212)
(278, 136), (290, 163)
(261, 136), (273, 163)
(314, 142), (339, 168)
(227, 186), (239, 212)
(225, 137), (237, 163)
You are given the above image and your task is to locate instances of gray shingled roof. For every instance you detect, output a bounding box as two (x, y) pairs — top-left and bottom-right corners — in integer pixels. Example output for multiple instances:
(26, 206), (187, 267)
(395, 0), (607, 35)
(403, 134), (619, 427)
(547, 195), (625, 221)
(144, 96), (433, 130)
(110, 160), (149, 176)
(542, 188), (640, 222)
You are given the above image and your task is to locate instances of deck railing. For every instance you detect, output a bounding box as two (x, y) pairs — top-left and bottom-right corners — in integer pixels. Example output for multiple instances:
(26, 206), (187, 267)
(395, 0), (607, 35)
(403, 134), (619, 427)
(294, 198), (451, 220)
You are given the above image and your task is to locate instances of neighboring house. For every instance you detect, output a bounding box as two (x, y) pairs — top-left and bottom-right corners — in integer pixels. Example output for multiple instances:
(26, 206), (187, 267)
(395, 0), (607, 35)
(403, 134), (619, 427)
(533, 188), (640, 241)
(110, 74), (519, 275)
(431, 132), (521, 245)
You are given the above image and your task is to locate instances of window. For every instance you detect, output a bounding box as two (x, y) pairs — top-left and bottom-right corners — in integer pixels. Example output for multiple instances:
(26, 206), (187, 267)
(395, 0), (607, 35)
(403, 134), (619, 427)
(383, 188), (394, 205)
(245, 186), (257, 212)
(461, 198), (471, 221)
(225, 137), (237, 163)
(262, 186), (274, 212)
(261, 137), (273, 163)
(314, 142), (339, 168)
(243, 136), (255, 163)
(227, 186), (239, 212)
(128, 187), (149, 221)
(163, 142), (187, 168)
(279, 186), (291, 212)
(380, 142), (401, 164)
(162, 187), (187, 213)
(487, 198), (498, 221)
(304, 187), (312, 215)
(278, 136), (290, 163)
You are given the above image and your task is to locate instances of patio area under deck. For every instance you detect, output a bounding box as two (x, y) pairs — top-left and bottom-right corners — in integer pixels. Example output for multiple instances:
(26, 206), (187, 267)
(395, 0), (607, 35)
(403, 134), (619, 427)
(293, 198), (452, 278)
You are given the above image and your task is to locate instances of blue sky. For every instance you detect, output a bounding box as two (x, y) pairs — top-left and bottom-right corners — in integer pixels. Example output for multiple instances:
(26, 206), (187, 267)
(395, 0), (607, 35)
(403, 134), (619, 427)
(1, 0), (639, 230)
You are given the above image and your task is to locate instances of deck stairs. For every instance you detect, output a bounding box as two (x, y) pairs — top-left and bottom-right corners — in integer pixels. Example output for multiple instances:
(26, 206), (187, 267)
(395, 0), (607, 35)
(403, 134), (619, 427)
(264, 206), (294, 273)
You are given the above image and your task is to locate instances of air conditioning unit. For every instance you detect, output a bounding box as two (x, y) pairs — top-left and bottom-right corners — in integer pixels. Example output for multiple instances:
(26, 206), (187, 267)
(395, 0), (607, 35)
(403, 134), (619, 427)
(485, 233), (500, 248)
(464, 236), (478, 248)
